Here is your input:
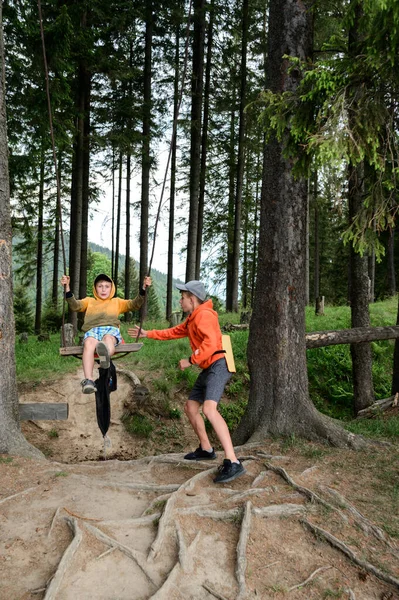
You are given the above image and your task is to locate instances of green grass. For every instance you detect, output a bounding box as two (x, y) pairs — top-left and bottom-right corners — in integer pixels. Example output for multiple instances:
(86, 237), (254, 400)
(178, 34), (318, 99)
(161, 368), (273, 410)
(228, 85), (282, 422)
(14, 299), (399, 441)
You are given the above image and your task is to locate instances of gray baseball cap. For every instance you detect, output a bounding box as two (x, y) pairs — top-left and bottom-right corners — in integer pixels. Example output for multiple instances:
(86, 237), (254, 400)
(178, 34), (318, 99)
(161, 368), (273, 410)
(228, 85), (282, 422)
(176, 280), (207, 301)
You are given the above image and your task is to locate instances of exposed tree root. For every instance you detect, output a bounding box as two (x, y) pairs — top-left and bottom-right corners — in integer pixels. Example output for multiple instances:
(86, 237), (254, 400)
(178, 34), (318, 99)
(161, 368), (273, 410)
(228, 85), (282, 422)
(148, 466), (216, 562)
(264, 463), (348, 521)
(115, 365), (141, 387)
(43, 516), (83, 600)
(100, 514), (161, 527)
(179, 507), (241, 519)
(301, 519), (399, 590)
(222, 488), (275, 504)
(257, 452), (289, 461)
(83, 521), (157, 589)
(252, 504), (309, 518)
(95, 547), (116, 561)
(287, 565), (332, 592)
(48, 507), (62, 538)
(236, 501), (252, 600)
(202, 582), (232, 600)
(320, 485), (399, 555)
(142, 493), (172, 517)
(251, 471), (268, 486)
(0, 486), (36, 505)
(148, 528), (201, 599)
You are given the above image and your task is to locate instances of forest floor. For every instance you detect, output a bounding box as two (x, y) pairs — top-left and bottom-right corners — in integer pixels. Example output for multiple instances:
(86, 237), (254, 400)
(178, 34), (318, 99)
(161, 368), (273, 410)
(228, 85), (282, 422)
(1, 363), (399, 600)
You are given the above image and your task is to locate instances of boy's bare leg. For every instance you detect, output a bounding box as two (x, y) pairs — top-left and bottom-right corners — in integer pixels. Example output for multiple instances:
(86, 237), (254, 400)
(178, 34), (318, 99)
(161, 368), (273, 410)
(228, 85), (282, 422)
(82, 337), (97, 380)
(184, 400), (213, 451)
(202, 400), (238, 462)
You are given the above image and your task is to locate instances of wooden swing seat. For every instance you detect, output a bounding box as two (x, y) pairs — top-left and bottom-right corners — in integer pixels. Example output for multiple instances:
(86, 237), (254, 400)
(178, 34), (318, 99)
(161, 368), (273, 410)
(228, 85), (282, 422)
(59, 342), (143, 359)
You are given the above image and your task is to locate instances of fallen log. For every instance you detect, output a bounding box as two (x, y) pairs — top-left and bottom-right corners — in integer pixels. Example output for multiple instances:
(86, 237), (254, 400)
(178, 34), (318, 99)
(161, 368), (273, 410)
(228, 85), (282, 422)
(223, 324), (399, 349)
(356, 394), (399, 419)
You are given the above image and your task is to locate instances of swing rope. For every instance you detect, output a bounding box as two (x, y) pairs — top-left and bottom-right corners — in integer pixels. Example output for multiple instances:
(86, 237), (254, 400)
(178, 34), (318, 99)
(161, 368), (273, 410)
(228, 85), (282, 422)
(37, 0), (68, 348)
(136, 0), (194, 341)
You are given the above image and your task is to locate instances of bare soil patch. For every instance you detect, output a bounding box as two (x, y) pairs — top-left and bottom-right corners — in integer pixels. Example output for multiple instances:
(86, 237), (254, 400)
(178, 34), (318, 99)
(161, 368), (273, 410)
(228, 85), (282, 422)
(1, 364), (399, 599)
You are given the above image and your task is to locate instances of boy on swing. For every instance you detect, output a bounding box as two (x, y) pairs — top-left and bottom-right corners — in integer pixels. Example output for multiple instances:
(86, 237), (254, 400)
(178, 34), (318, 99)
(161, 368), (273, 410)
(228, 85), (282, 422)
(60, 273), (151, 394)
(128, 280), (245, 484)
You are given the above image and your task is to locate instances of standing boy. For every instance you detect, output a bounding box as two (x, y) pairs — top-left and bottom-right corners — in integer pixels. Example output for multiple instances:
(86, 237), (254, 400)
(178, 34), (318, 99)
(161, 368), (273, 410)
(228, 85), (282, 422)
(128, 280), (245, 484)
(60, 273), (151, 394)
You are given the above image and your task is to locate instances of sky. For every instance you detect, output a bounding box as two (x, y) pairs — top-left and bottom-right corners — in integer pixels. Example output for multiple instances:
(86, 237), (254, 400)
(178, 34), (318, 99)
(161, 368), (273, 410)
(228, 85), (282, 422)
(88, 172), (188, 281)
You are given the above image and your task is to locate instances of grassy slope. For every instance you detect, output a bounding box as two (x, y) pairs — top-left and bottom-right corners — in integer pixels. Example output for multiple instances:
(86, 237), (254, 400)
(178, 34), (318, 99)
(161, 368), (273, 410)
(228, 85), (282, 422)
(15, 298), (399, 440)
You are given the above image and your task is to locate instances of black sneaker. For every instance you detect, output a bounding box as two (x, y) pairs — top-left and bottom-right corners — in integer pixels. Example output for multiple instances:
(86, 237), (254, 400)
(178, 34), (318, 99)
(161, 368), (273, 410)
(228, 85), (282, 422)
(81, 379), (97, 394)
(213, 459), (245, 483)
(184, 446), (216, 461)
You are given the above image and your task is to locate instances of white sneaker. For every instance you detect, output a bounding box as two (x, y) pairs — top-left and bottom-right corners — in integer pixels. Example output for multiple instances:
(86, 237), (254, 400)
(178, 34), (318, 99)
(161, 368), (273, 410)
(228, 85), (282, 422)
(96, 341), (110, 369)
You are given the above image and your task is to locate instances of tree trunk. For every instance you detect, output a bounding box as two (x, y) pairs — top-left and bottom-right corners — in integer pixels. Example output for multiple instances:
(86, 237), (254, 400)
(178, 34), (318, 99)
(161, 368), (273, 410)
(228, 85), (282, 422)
(125, 152), (131, 313)
(167, 18), (180, 320)
(387, 227), (396, 297)
(226, 94), (237, 311)
(79, 69), (91, 309)
(392, 295), (399, 395)
(114, 152), (123, 292)
(195, 0), (214, 279)
(34, 147), (44, 334)
(68, 42), (87, 331)
(347, 4), (374, 414)
(233, 0), (359, 449)
(51, 156), (61, 308)
(140, 2), (153, 290)
(186, 0), (206, 281)
(0, 5), (43, 458)
(231, 0), (249, 312)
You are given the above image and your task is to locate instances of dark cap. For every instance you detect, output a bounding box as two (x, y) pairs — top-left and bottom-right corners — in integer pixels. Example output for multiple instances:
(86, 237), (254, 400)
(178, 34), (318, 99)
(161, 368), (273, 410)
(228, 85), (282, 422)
(94, 273), (112, 286)
(176, 280), (207, 301)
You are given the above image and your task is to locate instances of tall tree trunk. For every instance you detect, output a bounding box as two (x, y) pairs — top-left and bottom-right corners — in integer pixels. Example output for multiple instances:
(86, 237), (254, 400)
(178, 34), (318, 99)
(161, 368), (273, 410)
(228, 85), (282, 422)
(348, 2), (374, 414)
(111, 147), (116, 280)
(195, 0), (214, 279)
(79, 70), (91, 310)
(387, 227), (396, 297)
(51, 155), (61, 308)
(34, 147), (44, 334)
(234, 0), (357, 448)
(125, 152), (131, 308)
(250, 153), (260, 308)
(226, 94), (237, 311)
(167, 17), (181, 320)
(231, 0), (249, 312)
(140, 1), (153, 290)
(313, 173), (322, 314)
(68, 48), (87, 330)
(186, 0), (206, 281)
(242, 164), (250, 309)
(0, 4), (43, 458)
(114, 152), (123, 292)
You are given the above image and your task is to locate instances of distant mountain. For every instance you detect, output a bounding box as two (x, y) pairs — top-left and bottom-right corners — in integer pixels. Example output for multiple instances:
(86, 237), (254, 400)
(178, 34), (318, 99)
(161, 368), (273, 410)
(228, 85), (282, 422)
(12, 234), (183, 314)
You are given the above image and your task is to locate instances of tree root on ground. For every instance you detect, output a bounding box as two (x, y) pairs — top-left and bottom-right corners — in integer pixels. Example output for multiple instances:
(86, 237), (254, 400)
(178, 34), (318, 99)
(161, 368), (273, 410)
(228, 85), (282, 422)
(43, 516), (82, 600)
(115, 366), (141, 387)
(301, 519), (399, 590)
(264, 462), (348, 521)
(148, 466), (216, 562)
(236, 501), (252, 600)
(287, 565), (332, 592)
(84, 521), (157, 588)
(202, 581), (232, 600)
(148, 527), (201, 599)
(0, 486), (36, 505)
(320, 485), (399, 556)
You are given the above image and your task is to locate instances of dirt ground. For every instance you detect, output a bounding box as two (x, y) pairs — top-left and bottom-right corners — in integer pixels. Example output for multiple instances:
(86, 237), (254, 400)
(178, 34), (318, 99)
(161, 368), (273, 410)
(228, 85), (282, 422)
(1, 363), (399, 600)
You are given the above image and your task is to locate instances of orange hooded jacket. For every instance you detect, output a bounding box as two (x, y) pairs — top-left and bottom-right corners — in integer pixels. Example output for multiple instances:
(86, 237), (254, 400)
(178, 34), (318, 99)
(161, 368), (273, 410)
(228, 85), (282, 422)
(147, 299), (224, 370)
(66, 277), (144, 332)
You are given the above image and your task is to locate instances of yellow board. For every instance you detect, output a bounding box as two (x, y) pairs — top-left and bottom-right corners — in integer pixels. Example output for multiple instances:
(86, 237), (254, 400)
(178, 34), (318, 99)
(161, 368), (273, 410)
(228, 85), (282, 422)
(222, 334), (236, 373)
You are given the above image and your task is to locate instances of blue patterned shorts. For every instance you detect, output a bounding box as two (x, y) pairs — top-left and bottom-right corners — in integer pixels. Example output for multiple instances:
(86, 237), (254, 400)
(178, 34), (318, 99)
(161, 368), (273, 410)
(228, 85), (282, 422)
(83, 326), (122, 346)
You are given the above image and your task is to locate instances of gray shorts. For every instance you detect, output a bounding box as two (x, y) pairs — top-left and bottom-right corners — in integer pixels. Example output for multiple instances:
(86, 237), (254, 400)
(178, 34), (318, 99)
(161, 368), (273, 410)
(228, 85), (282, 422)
(188, 358), (232, 404)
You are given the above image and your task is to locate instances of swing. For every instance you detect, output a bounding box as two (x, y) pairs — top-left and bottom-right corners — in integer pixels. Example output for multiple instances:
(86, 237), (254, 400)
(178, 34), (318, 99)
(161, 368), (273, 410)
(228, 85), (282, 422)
(38, 0), (193, 370)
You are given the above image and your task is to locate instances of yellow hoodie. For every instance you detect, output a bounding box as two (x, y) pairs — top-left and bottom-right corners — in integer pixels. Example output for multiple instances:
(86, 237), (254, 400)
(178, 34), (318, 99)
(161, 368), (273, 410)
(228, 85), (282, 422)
(66, 277), (144, 332)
